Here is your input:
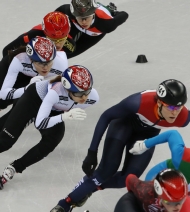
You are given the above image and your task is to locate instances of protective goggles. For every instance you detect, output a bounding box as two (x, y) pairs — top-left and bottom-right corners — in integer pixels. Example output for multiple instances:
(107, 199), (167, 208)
(76, 14), (94, 22)
(72, 88), (92, 97)
(34, 60), (53, 68)
(162, 198), (185, 206)
(161, 101), (183, 111)
(47, 36), (68, 44)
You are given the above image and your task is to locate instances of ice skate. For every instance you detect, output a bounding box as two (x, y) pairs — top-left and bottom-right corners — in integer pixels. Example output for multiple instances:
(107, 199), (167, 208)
(50, 205), (66, 212)
(2, 164), (16, 183)
(0, 176), (4, 190)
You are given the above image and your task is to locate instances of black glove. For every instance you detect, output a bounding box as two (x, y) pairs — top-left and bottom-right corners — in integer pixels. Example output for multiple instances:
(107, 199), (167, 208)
(82, 149), (98, 177)
(106, 2), (117, 16)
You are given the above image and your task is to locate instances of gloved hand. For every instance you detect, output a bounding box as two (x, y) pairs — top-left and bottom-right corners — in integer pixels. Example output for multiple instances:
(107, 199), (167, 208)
(30, 75), (44, 84)
(129, 141), (149, 155)
(107, 2), (117, 16)
(25, 76), (44, 90)
(82, 149), (98, 177)
(62, 108), (87, 121)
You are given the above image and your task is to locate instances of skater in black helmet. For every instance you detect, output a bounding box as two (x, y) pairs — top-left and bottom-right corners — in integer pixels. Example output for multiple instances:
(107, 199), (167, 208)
(50, 79), (190, 212)
(54, 0), (128, 58)
(3, 1), (128, 59)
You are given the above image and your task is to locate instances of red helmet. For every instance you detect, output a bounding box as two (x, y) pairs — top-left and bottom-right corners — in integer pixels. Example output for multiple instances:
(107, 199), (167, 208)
(154, 169), (188, 202)
(42, 12), (70, 39)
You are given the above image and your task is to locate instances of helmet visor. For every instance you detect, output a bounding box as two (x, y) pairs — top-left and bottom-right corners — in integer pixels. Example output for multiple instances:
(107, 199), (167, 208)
(72, 88), (92, 97)
(76, 14), (94, 20)
(162, 198), (186, 206)
(46, 36), (68, 44)
(33, 60), (53, 68)
(161, 101), (183, 111)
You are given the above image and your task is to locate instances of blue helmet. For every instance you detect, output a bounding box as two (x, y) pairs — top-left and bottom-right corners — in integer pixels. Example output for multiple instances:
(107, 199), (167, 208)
(26, 36), (56, 62)
(61, 65), (93, 92)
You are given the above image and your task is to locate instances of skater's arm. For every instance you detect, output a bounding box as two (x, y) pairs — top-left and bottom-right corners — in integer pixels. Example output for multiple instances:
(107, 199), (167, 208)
(89, 93), (140, 151)
(0, 57), (24, 100)
(145, 161), (168, 180)
(2, 29), (44, 57)
(145, 130), (185, 169)
(96, 11), (128, 33)
(126, 174), (153, 202)
(35, 89), (61, 129)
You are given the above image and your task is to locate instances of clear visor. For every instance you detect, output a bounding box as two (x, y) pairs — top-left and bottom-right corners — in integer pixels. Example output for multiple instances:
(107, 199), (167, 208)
(161, 101), (183, 111)
(162, 198), (186, 206)
(34, 60), (53, 67)
(72, 88), (92, 97)
(76, 14), (94, 21)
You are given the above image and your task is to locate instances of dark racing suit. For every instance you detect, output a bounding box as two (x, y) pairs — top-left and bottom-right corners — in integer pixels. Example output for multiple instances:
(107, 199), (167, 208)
(56, 90), (190, 211)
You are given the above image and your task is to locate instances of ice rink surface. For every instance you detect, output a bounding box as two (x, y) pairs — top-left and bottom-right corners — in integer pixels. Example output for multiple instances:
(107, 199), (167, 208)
(1, 0), (190, 211)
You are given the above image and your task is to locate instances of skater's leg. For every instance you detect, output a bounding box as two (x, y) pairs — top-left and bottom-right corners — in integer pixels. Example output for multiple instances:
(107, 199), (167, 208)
(0, 84), (42, 186)
(54, 136), (125, 212)
(12, 121), (65, 173)
(0, 94), (40, 152)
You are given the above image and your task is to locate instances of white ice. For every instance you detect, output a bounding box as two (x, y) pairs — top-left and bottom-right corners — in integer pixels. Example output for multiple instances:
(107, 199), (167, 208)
(0, 0), (190, 211)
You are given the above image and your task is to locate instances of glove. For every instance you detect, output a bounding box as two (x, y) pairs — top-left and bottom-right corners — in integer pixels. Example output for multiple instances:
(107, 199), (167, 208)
(107, 2), (117, 16)
(62, 108), (87, 121)
(129, 141), (149, 155)
(82, 149), (98, 177)
(30, 75), (44, 84)
(25, 76), (44, 90)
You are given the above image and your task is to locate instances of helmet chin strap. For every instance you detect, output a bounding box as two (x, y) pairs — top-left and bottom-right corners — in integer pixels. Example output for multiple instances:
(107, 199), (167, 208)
(158, 104), (165, 120)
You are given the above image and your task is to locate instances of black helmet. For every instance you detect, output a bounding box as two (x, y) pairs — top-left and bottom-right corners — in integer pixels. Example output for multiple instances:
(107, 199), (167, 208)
(156, 79), (187, 106)
(70, 0), (98, 17)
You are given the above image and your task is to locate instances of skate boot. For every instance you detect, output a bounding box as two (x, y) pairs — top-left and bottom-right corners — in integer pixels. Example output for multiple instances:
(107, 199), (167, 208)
(50, 205), (66, 212)
(50, 205), (75, 212)
(0, 164), (16, 189)
(74, 193), (92, 207)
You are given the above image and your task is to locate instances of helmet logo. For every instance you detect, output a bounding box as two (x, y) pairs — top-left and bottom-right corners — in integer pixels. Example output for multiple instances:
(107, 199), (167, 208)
(72, 0), (97, 16)
(26, 44), (33, 56)
(76, 0), (86, 7)
(34, 37), (54, 61)
(71, 66), (91, 90)
(177, 102), (182, 105)
(43, 12), (70, 39)
(48, 14), (67, 36)
(75, 0), (92, 13)
(157, 85), (166, 97)
(154, 179), (163, 195)
(61, 77), (71, 89)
